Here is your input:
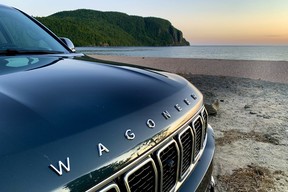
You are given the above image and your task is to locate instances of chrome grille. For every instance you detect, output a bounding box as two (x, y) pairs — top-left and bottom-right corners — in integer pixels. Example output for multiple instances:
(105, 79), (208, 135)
(106, 189), (117, 192)
(192, 116), (203, 159)
(124, 158), (157, 192)
(90, 106), (208, 192)
(98, 184), (120, 192)
(178, 127), (194, 178)
(202, 108), (208, 140)
(157, 140), (179, 192)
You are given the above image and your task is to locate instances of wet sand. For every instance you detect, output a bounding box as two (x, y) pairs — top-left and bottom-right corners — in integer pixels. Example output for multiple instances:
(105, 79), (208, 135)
(89, 54), (288, 191)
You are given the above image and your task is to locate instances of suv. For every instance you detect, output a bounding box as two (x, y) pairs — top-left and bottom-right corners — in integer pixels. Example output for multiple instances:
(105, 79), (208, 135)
(0, 4), (215, 192)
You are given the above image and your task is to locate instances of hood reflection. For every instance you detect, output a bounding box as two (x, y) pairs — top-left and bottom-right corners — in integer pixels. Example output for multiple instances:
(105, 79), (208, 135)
(0, 56), (62, 75)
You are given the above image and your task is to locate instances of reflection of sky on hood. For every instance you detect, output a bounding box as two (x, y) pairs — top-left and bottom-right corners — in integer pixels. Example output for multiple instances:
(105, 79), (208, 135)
(5, 57), (39, 67)
(0, 56), (60, 75)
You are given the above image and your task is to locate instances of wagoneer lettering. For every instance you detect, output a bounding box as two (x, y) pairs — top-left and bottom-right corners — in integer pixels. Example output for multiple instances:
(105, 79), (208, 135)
(49, 157), (71, 176)
(98, 143), (110, 157)
(125, 129), (136, 140)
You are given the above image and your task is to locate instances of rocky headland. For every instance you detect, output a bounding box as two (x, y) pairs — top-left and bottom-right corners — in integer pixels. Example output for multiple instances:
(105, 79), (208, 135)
(36, 10), (189, 46)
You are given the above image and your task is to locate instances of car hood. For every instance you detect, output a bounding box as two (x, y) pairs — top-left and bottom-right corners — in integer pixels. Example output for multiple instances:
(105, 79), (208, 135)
(0, 55), (203, 191)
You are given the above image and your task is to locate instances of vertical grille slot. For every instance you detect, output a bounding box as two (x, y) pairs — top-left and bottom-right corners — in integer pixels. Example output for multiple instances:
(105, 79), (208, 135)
(192, 116), (203, 159)
(124, 158), (157, 192)
(178, 127), (194, 178)
(157, 140), (179, 192)
(201, 108), (208, 141)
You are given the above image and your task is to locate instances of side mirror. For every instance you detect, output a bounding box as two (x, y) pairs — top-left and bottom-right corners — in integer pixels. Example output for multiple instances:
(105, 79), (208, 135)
(60, 37), (76, 52)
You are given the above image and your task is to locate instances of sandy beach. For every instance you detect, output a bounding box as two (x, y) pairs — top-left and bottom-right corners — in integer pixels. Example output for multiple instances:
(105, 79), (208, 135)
(89, 55), (288, 191)
(90, 55), (288, 84)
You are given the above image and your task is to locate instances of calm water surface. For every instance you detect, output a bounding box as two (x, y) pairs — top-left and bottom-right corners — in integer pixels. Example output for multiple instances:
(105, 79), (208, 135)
(77, 46), (288, 61)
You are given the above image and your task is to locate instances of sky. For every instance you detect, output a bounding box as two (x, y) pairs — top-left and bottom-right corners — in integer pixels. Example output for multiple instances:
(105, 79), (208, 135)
(2, 0), (288, 45)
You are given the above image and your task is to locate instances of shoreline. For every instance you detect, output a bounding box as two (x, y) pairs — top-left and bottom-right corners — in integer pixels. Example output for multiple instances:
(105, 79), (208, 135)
(88, 55), (288, 84)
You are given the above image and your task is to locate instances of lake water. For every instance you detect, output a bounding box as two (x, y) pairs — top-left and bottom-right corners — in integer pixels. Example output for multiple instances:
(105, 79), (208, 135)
(77, 46), (288, 61)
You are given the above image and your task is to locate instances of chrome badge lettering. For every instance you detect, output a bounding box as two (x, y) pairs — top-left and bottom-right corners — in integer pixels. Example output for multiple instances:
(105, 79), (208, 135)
(98, 143), (110, 156)
(184, 98), (191, 105)
(48, 92), (198, 176)
(162, 111), (171, 119)
(174, 104), (182, 112)
(125, 129), (136, 140)
(191, 94), (197, 100)
(146, 119), (156, 128)
(49, 157), (70, 176)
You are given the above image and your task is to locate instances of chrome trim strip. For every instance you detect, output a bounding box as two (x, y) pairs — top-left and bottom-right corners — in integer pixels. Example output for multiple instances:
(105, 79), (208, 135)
(123, 157), (158, 192)
(97, 183), (120, 192)
(201, 107), (208, 141)
(201, 108), (208, 125)
(178, 126), (194, 180)
(176, 124), (215, 190)
(191, 115), (204, 162)
(156, 139), (180, 192)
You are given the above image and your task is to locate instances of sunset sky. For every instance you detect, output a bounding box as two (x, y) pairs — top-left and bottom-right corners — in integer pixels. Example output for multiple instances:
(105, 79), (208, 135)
(2, 0), (288, 45)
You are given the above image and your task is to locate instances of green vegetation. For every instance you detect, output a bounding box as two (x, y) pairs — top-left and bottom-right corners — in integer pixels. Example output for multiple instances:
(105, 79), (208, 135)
(36, 9), (190, 46)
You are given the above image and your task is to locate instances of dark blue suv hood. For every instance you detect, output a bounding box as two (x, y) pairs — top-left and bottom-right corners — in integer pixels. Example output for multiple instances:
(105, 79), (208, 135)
(0, 55), (188, 154)
(0, 55), (202, 191)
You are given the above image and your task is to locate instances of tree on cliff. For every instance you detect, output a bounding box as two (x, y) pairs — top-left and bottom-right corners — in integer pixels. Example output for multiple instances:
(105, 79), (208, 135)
(36, 9), (190, 46)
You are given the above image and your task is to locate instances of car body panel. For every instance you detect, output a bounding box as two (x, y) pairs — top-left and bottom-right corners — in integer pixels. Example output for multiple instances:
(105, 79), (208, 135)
(0, 55), (206, 191)
(0, 4), (215, 192)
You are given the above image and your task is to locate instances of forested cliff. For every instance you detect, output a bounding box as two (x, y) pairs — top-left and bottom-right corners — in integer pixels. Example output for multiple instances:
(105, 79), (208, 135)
(36, 9), (190, 46)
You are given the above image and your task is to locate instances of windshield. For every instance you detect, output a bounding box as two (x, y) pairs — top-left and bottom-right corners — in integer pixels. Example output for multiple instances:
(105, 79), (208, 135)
(0, 6), (68, 55)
